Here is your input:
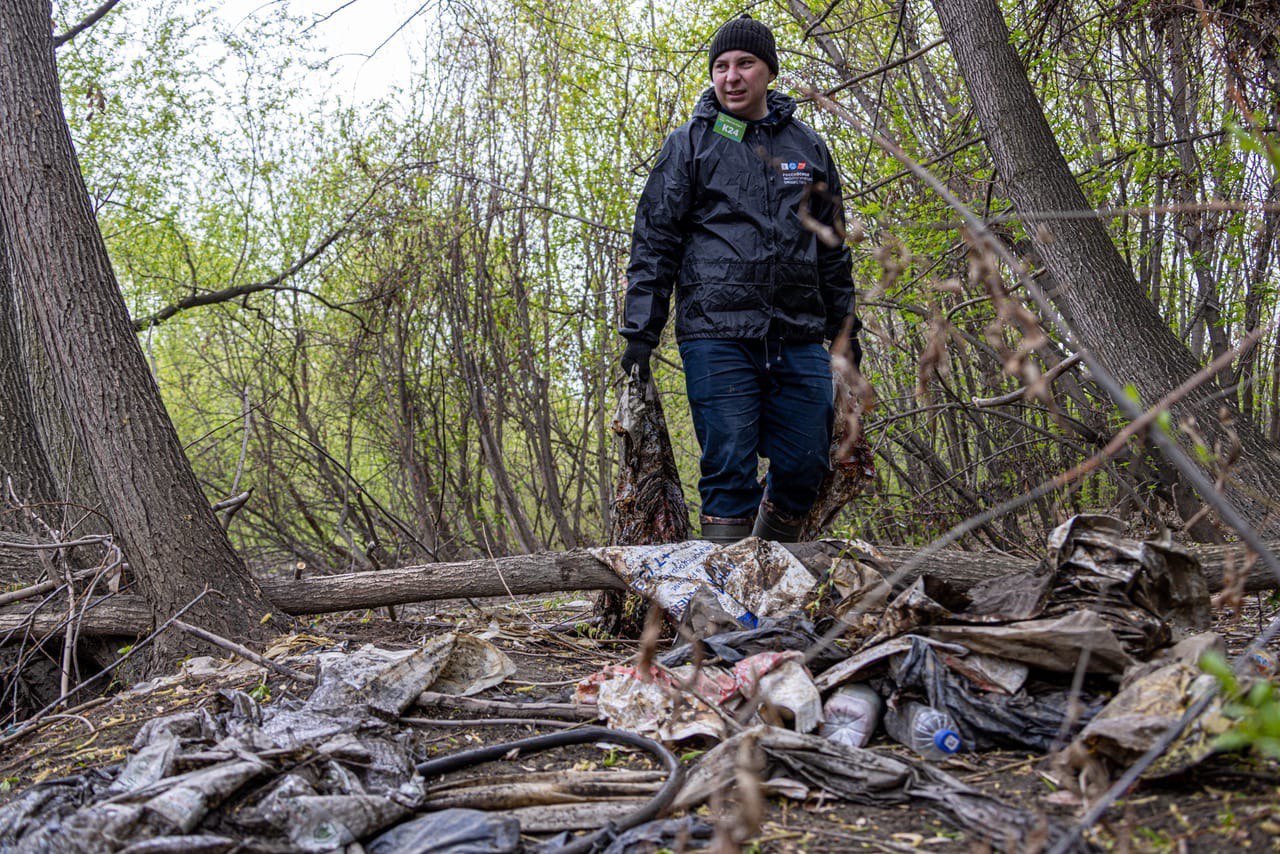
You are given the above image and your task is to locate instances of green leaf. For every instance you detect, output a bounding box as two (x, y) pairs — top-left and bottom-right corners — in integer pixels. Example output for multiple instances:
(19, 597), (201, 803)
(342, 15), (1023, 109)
(1199, 650), (1236, 692)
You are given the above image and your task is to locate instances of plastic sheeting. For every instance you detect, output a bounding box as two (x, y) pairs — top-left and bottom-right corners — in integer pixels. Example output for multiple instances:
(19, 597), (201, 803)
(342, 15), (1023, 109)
(0, 637), (518, 853)
(590, 537), (817, 628)
(576, 652), (824, 741)
(674, 726), (1085, 850)
(659, 615), (848, 672)
(888, 636), (1102, 752)
(366, 808), (520, 853)
(1064, 633), (1231, 778)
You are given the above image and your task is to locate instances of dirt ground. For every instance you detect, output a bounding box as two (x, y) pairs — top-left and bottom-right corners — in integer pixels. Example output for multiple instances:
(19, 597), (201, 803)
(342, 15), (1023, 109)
(1, 591), (1278, 852)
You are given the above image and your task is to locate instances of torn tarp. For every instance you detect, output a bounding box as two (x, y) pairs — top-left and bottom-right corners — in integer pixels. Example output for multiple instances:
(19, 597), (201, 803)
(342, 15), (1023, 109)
(887, 636), (1103, 752)
(1045, 515), (1211, 634)
(830, 515), (1211, 681)
(0, 637), (521, 853)
(590, 537), (817, 628)
(1060, 633), (1231, 779)
(674, 726), (1085, 850)
(609, 374), (691, 547)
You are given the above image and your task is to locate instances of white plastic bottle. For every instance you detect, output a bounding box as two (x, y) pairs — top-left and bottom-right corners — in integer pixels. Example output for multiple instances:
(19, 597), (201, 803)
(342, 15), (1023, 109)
(820, 683), (884, 748)
(883, 700), (963, 760)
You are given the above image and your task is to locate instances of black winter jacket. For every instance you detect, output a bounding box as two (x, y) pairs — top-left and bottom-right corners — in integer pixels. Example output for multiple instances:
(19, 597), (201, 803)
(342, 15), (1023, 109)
(622, 89), (859, 349)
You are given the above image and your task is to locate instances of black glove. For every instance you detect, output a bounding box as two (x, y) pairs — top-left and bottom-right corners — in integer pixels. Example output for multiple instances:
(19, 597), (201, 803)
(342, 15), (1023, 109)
(621, 339), (653, 382)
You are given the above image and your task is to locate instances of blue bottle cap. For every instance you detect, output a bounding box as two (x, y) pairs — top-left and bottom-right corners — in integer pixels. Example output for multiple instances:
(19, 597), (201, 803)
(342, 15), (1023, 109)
(934, 729), (961, 754)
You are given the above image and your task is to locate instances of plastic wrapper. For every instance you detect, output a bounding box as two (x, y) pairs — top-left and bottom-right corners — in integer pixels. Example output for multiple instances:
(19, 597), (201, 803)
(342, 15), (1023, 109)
(660, 615), (848, 672)
(1062, 632), (1231, 779)
(576, 652), (823, 741)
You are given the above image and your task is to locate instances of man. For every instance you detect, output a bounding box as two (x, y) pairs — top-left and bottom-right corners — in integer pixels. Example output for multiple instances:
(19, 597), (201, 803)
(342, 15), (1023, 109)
(620, 14), (861, 544)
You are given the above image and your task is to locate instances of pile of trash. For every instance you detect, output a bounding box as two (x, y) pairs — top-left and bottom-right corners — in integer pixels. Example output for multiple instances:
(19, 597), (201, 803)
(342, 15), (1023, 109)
(0, 515), (1244, 852)
(582, 515), (1221, 768)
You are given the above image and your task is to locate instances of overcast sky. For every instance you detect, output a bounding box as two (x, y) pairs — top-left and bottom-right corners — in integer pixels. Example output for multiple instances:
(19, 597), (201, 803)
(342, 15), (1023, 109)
(215, 0), (431, 105)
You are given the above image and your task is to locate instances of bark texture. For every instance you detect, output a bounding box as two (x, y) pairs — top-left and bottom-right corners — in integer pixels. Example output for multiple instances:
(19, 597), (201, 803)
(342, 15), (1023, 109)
(0, 232), (59, 537)
(931, 0), (1280, 535)
(0, 0), (276, 658)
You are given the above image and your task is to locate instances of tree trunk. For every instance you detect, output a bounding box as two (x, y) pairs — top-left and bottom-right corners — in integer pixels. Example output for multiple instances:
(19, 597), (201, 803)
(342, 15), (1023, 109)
(0, 233), (59, 541)
(0, 0), (277, 663)
(930, 0), (1280, 536)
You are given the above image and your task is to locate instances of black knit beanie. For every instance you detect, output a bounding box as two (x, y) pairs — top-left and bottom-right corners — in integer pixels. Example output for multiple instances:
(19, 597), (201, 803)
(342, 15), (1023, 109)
(708, 14), (778, 77)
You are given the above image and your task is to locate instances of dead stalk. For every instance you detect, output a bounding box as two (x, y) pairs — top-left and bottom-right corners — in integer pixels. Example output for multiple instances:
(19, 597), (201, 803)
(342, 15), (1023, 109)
(172, 618), (314, 684)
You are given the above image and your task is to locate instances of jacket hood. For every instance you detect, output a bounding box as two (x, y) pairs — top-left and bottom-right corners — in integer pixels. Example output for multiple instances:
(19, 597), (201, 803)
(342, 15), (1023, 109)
(692, 88), (796, 127)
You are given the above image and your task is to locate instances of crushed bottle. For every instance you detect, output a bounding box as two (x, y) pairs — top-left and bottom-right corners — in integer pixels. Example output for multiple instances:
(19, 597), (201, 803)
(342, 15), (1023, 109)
(884, 700), (963, 760)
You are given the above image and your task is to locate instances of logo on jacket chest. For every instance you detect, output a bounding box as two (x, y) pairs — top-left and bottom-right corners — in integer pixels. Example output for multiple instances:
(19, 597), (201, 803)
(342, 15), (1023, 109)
(779, 161), (812, 185)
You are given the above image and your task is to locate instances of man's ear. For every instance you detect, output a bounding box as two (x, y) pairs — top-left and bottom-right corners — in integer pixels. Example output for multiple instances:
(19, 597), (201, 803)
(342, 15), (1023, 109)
(769, 72), (777, 85)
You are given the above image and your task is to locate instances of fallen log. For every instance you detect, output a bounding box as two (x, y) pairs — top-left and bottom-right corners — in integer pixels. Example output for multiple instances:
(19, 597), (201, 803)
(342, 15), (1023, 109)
(3, 539), (1276, 640)
(0, 595), (151, 636)
(254, 539), (1279, 616)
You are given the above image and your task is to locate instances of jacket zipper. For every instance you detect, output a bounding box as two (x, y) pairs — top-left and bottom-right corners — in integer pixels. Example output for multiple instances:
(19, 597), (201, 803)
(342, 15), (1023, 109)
(763, 123), (777, 355)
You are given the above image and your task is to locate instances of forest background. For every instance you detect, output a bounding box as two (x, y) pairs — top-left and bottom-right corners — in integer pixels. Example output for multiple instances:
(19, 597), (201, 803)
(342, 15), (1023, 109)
(47, 0), (1280, 576)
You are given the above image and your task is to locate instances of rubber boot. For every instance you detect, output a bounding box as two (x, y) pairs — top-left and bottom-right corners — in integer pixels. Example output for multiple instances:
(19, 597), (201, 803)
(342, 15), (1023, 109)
(751, 504), (803, 543)
(700, 516), (752, 545)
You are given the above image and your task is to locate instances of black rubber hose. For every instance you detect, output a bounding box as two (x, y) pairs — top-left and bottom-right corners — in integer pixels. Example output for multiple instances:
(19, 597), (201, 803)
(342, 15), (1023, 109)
(415, 725), (684, 854)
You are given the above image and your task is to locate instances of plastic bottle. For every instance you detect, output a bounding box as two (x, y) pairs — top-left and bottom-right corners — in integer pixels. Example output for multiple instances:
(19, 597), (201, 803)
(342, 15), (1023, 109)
(819, 684), (883, 748)
(883, 700), (963, 760)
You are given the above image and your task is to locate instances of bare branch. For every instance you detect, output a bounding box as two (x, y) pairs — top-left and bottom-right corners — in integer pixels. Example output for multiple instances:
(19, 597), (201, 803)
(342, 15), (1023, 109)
(130, 227), (347, 330)
(52, 0), (124, 48)
(971, 352), (1083, 406)
(173, 618), (314, 683)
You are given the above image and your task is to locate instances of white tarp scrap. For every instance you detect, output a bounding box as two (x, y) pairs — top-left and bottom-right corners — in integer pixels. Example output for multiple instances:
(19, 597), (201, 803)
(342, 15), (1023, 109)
(590, 537), (817, 627)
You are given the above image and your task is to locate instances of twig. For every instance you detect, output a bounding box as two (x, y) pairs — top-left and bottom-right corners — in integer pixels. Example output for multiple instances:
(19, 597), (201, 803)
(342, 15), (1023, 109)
(212, 490), (252, 531)
(417, 691), (597, 722)
(971, 352), (1083, 406)
(59, 562), (76, 697)
(210, 491), (252, 514)
(43, 712), (95, 734)
(962, 755), (1040, 782)
(803, 37), (946, 102)
(0, 535), (112, 551)
(0, 565), (100, 607)
(172, 618), (314, 684)
(401, 716), (584, 730)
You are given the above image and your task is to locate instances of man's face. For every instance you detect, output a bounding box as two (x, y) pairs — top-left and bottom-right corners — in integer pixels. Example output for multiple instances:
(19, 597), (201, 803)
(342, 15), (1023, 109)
(711, 50), (774, 121)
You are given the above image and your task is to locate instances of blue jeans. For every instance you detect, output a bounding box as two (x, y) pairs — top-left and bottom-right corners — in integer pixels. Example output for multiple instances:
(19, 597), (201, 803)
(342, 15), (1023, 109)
(679, 339), (833, 522)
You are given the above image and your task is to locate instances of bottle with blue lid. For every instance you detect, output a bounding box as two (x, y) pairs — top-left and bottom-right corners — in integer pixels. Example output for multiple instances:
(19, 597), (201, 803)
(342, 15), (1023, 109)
(884, 700), (963, 760)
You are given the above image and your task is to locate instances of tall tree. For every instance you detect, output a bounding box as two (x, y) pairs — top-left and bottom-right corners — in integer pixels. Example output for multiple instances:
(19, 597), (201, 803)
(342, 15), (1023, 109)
(930, 0), (1280, 536)
(0, 234), (59, 538)
(0, 0), (277, 659)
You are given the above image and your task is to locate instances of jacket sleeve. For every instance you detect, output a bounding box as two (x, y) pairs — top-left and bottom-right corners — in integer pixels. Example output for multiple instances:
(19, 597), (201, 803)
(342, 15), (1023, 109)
(620, 128), (695, 345)
(815, 140), (862, 363)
